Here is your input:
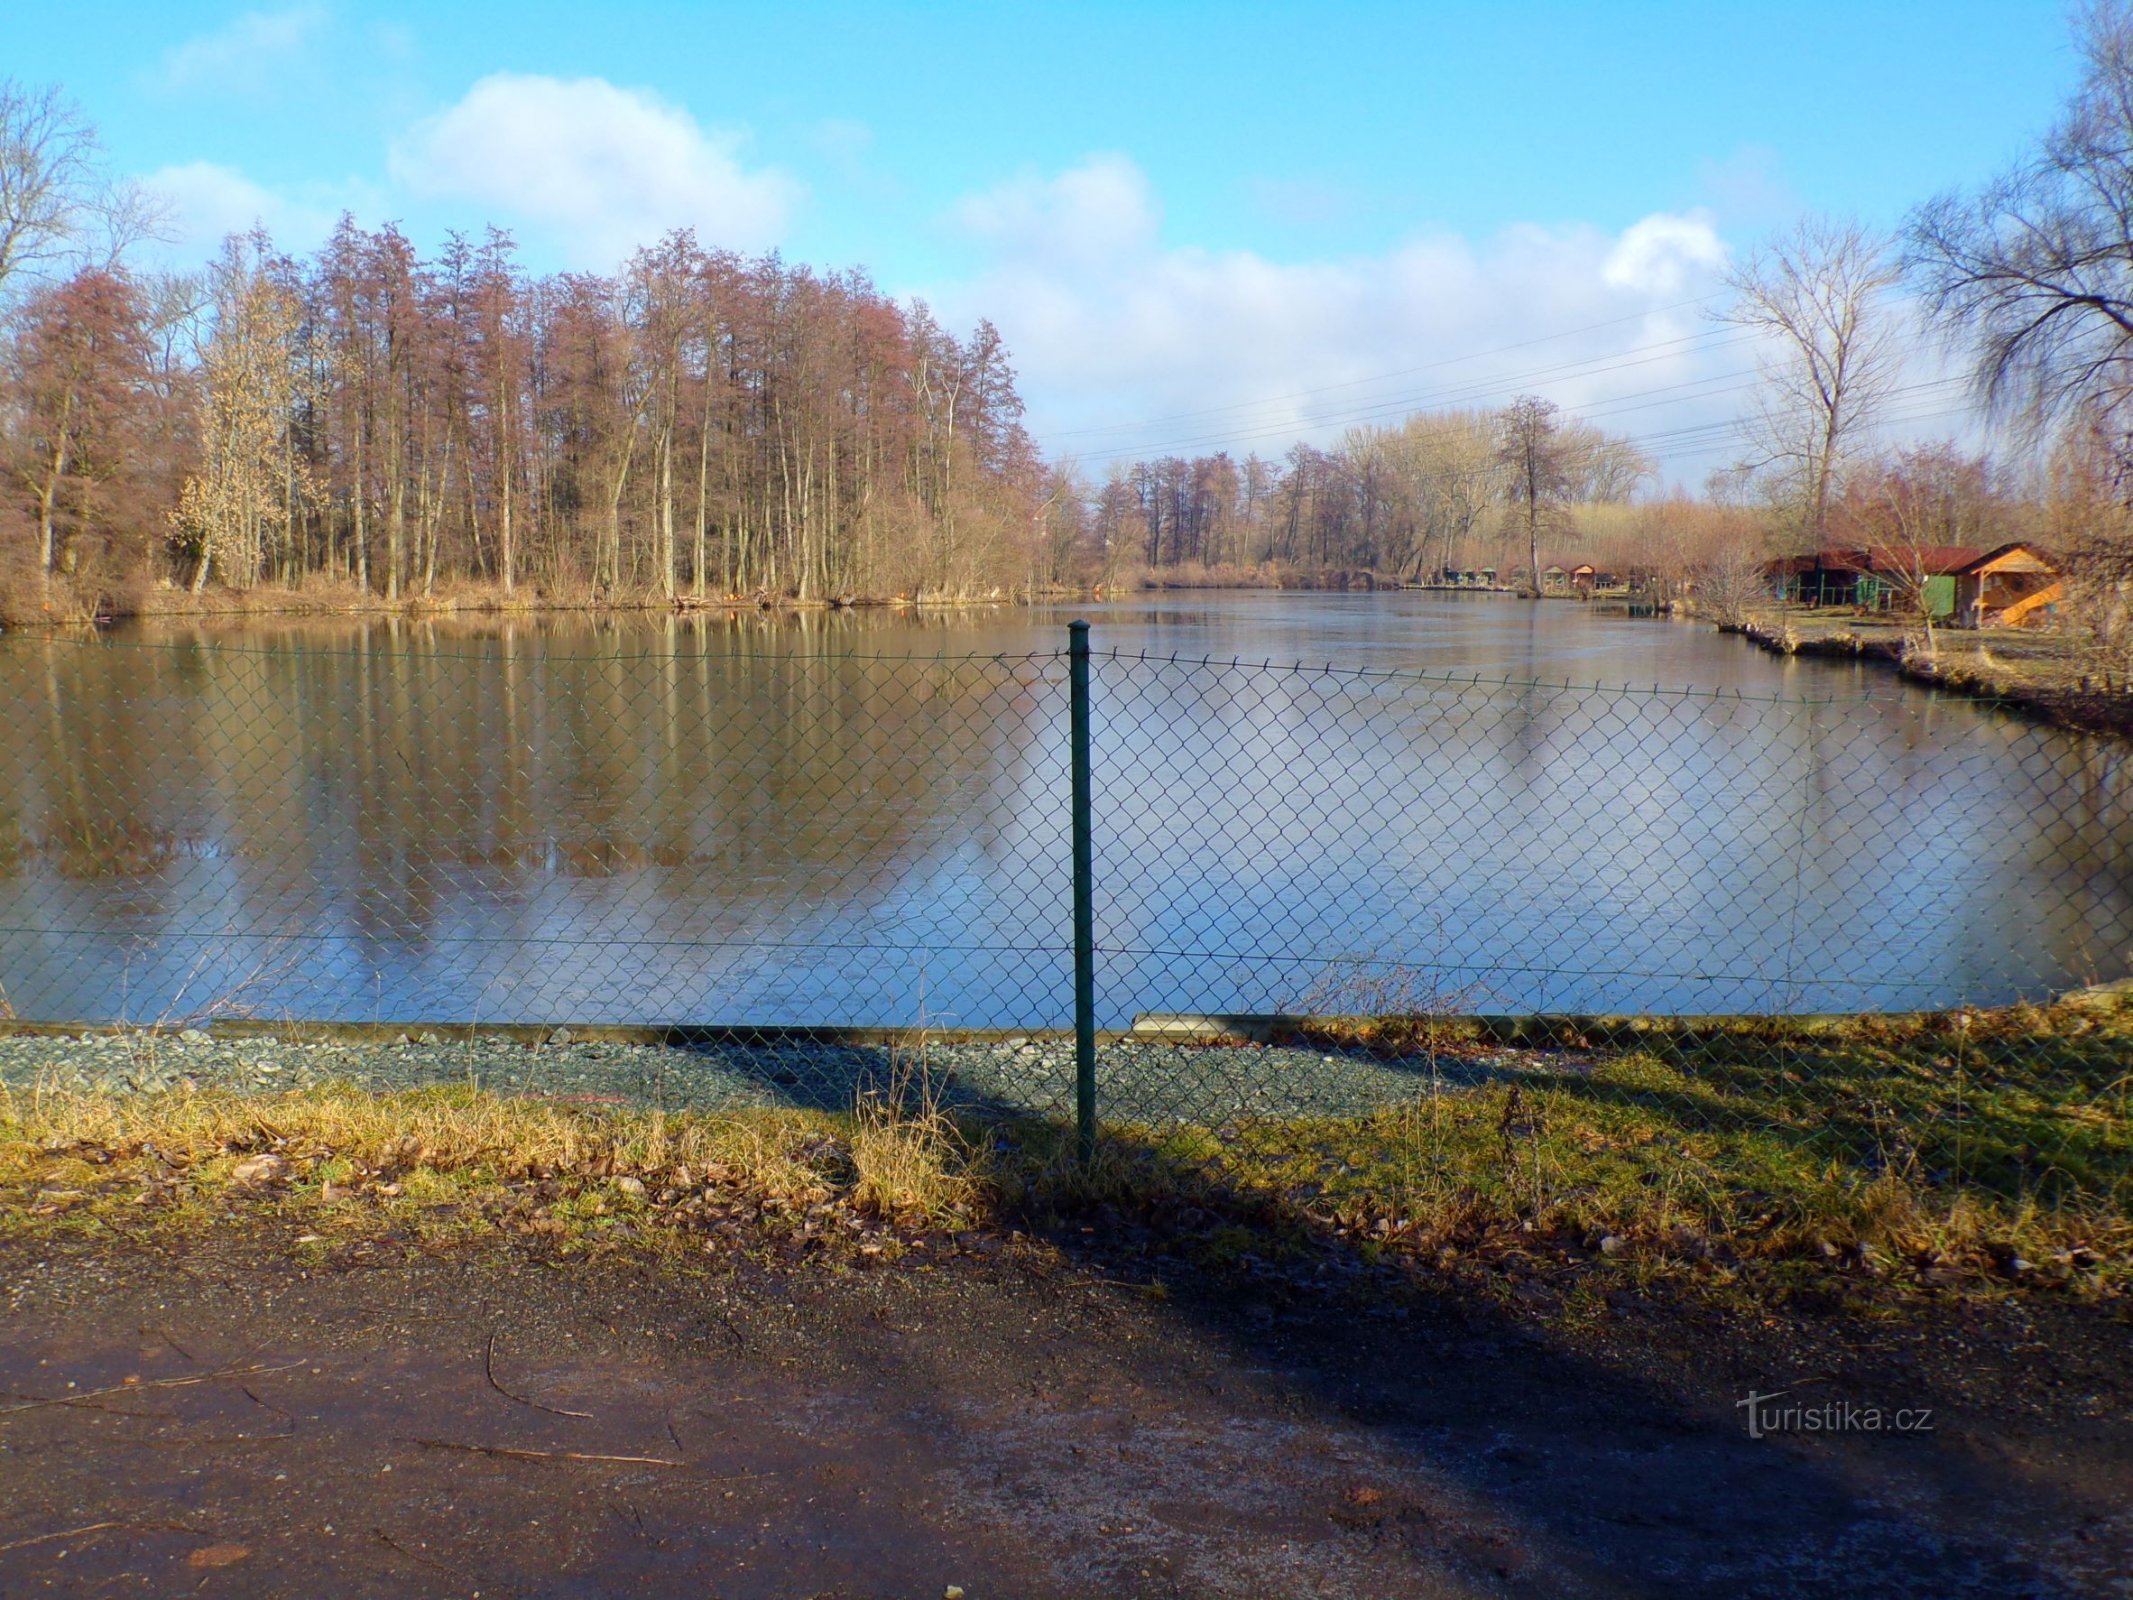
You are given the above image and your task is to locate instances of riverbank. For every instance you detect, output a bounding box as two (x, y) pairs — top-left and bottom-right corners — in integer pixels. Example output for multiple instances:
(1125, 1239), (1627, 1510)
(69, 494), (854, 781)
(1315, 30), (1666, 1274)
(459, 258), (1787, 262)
(1730, 605), (2133, 737)
(6, 986), (2126, 1300)
(0, 574), (1038, 629)
(4, 564), (1435, 628)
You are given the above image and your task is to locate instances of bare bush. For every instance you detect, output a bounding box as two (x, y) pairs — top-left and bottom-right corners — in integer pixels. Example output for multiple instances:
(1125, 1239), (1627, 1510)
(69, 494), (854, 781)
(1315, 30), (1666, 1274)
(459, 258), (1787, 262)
(1698, 539), (1771, 628)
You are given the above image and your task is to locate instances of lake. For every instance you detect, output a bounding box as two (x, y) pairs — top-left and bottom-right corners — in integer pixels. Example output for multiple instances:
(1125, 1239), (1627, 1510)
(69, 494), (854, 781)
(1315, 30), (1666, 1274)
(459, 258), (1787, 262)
(2, 592), (2128, 1027)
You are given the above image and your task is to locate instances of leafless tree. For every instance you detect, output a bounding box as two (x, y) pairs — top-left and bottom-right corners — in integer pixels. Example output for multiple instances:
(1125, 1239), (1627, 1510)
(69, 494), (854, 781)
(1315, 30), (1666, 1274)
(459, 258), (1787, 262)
(1908, 3), (2133, 441)
(2047, 419), (2133, 684)
(1495, 394), (1576, 595)
(1697, 539), (1770, 628)
(1835, 443), (2005, 651)
(1908, 3), (2133, 670)
(1718, 217), (1902, 552)
(0, 81), (100, 301)
(1557, 419), (1656, 503)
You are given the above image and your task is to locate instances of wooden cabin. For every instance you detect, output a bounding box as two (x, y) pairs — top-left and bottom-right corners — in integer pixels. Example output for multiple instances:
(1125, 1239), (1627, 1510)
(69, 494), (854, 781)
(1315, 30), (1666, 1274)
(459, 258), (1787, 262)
(1953, 543), (2061, 628)
(1767, 547), (1979, 618)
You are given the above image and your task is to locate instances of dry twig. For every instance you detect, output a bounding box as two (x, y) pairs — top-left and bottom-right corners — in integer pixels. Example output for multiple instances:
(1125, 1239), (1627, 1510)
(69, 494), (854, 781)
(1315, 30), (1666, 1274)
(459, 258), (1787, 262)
(0, 1360), (304, 1417)
(0, 1519), (205, 1555)
(403, 1437), (685, 1468)
(483, 1332), (592, 1419)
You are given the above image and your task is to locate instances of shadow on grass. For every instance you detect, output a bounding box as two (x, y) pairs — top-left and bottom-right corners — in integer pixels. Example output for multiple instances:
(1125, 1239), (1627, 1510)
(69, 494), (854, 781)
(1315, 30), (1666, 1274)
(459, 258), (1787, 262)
(974, 1105), (2127, 1597)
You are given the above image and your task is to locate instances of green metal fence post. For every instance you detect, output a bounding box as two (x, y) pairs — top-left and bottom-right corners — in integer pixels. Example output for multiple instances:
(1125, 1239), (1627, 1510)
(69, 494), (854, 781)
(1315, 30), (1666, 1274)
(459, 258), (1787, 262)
(1069, 619), (1098, 1165)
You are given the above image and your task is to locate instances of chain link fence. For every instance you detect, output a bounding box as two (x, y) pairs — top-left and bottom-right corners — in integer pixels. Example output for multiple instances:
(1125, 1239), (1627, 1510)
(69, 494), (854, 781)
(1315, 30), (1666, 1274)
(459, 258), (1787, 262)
(1, 625), (2129, 1236)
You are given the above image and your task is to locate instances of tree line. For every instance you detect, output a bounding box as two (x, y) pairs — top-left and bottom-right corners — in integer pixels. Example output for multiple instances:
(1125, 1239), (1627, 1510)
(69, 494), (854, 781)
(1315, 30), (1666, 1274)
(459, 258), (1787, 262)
(1, 108), (1049, 616)
(1069, 406), (1655, 589)
(16, 0), (2133, 655)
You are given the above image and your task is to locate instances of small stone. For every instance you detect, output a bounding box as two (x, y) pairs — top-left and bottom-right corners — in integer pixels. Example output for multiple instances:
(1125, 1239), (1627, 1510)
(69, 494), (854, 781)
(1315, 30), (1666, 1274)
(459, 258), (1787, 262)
(549, 1027), (573, 1047)
(178, 1029), (211, 1046)
(1598, 1235), (1628, 1257)
(231, 1153), (288, 1187)
(614, 1175), (646, 1198)
(945, 1588), (966, 1600)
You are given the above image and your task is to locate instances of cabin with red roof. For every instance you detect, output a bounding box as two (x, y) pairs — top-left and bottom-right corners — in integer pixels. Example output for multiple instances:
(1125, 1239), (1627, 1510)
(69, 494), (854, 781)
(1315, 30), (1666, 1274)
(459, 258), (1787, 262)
(1766, 543), (2060, 626)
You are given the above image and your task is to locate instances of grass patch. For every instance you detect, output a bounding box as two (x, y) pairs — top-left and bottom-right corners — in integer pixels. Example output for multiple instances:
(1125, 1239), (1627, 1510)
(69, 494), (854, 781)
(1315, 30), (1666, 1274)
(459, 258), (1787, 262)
(3, 996), (2127, 1301)
(1078, 1000), (2133, 1295)
(0, 1079), (990, 1264)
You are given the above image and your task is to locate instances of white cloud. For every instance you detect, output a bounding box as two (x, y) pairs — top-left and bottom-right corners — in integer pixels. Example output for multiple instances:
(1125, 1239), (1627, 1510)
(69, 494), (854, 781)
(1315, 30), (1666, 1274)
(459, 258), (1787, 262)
(157, 6), (326, 94)
(952, 153), (1158, 270)
(389, 73), (801, 268)
(930, 156), (1758, 483)
(143, 160), (341, 255)
(1602, 212), (1728, 296)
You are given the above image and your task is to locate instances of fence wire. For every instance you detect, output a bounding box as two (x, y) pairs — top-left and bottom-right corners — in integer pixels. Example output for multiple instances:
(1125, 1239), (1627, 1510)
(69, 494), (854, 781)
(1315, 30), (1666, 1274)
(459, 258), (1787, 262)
(1, 628), (2128, 1226)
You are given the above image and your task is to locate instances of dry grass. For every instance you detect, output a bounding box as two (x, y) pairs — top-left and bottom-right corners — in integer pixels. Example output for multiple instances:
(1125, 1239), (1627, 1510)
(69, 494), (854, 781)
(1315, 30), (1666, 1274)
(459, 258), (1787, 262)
(847, 1041), (990, 1225)
(0, 1081), (891, 1254)
(4, 997), (2127, 1301)
(0, 1057), (999, 1266)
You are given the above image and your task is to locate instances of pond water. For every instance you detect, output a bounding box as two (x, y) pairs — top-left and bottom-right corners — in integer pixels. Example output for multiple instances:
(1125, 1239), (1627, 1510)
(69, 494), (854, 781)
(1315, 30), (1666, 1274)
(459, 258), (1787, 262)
(1, 592), (2128, 1027)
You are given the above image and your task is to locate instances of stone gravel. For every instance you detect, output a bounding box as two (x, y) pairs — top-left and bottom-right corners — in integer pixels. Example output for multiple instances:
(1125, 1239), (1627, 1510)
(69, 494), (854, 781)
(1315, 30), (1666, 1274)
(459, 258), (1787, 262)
(0, 1028), (1502, 1123)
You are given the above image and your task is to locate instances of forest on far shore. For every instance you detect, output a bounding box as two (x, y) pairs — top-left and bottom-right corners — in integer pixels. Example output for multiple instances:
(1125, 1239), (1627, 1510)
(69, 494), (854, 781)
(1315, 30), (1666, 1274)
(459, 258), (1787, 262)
(8, 0), (2133, 668)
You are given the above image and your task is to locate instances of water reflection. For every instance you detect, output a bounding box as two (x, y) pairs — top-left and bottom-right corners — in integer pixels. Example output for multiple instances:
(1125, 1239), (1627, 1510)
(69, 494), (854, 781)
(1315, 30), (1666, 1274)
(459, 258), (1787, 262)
(1, 597), (2128, 1025)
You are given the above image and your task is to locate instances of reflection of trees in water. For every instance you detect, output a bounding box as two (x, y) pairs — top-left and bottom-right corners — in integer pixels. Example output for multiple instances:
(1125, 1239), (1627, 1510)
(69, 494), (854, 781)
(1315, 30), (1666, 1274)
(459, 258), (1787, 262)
(0, 621), (1063, 1016)
(2, 615), (2130, 1022)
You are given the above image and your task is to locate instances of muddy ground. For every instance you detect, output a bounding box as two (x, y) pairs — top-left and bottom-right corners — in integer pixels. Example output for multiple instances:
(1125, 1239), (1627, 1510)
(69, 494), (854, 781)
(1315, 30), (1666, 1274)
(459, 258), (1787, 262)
(1, 1225), (2128, 1599)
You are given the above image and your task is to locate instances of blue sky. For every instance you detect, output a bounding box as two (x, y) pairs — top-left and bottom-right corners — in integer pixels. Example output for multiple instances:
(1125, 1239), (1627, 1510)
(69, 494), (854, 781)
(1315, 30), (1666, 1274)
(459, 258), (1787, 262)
(11, 2), (2086, 479)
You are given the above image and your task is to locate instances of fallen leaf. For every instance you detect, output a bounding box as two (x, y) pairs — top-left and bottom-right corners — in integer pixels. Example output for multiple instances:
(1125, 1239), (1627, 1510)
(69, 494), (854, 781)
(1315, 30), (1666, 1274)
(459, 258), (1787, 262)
(231, 1155), (287, 1187)
(187, 1542), (250, 1569)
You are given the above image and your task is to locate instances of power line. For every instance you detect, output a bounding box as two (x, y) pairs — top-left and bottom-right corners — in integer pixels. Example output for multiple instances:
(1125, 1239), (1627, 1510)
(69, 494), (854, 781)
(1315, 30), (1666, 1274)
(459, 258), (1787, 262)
(1074, 359), (1971, 472)
(1063, 375), (1985, 510)
(1046, 293), (1727, 440)
(1071, 331), (1769, 464)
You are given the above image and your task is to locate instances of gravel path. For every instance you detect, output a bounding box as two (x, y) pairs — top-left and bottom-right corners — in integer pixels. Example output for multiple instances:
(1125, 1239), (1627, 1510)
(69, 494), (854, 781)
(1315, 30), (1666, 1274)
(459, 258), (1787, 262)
(0, 1028), (1503, 1122)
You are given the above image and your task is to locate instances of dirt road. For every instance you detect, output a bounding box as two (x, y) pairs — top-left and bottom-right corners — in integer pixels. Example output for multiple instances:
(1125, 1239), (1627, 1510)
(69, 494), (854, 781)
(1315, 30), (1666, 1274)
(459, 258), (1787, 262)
(1, 1228), (2127, 1597)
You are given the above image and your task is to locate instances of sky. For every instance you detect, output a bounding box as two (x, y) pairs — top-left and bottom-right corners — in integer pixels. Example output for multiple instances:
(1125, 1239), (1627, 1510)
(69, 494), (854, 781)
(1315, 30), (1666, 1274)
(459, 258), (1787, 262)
(8, 1), (2090, 485)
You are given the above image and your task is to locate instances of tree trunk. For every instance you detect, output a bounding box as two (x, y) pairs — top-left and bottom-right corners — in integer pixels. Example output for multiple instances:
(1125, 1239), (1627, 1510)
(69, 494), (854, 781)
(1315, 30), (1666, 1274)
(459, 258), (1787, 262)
(658, 421), (676, 601)
(693, 405), (710, 600)
(35, 439), (68, 598)
(498, 390), (514, 595)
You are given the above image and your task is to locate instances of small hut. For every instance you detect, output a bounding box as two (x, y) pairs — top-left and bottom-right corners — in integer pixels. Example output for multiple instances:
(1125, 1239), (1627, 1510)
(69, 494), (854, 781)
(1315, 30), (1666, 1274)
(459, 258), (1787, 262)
(1952, 543), (2061, 628)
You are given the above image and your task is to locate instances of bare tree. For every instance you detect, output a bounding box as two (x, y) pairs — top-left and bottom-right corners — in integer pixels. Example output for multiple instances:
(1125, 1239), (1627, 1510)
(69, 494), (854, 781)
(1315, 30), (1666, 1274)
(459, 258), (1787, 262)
(1697, 539), (1770, 628)
(0, 81), (101, 301)
(1908, 3), (2133, 440)
(1718, 217), (1902, 552)
(169, 233), (314, 591)
(1834, 443), (2004, 650)
(6, 268), (155, 596)
(2047, 418), (2133, 685)
(1495, 395), (1574, 596)
(1907, 4), (2133, 669)
(1557, 419), (1656, 503)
